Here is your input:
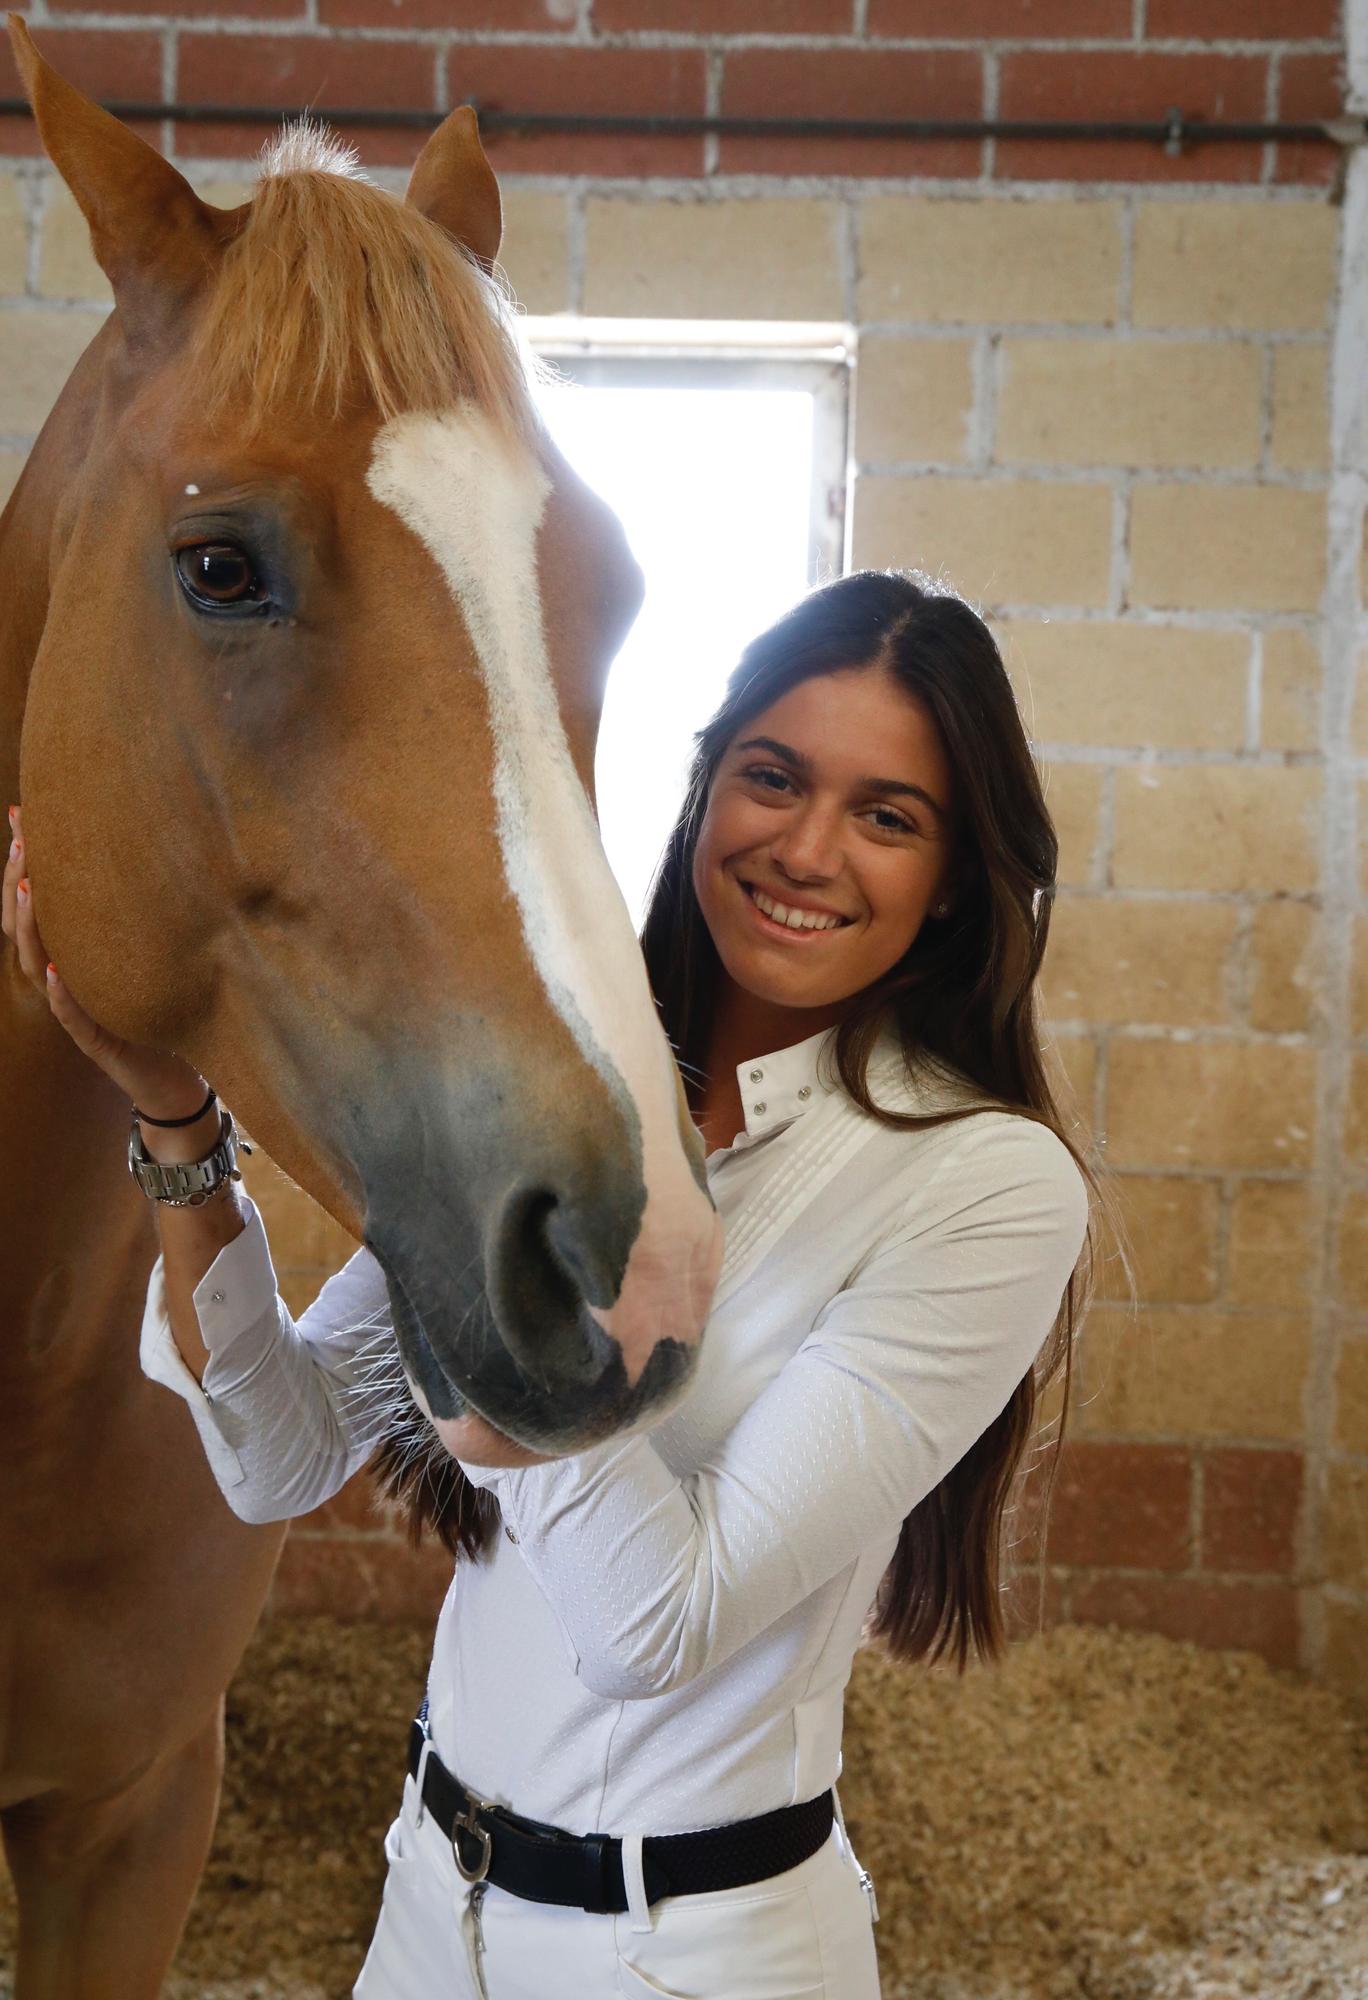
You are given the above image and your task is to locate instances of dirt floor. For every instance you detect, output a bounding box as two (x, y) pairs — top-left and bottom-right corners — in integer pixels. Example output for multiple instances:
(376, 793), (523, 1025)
(0, 1617), (1364, 1999)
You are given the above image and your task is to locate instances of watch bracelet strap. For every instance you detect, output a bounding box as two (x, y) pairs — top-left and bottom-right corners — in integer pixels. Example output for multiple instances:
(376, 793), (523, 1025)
(127, 1103), (252, 1207)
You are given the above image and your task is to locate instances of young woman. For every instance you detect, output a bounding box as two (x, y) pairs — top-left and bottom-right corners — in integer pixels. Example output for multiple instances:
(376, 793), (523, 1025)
(4, 567), (1102, 2000)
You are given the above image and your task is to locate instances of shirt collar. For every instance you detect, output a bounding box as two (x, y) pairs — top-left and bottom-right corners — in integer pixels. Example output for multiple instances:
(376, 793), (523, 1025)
(731, 1023), (844, 1148)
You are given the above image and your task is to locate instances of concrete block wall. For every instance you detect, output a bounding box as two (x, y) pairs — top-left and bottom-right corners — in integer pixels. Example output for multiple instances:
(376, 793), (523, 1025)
(3, 0), (1363, 1690)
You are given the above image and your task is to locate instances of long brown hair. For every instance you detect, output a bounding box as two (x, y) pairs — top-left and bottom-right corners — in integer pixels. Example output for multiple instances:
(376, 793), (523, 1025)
(378, 569), (1132, 1647)
(639, 568), (1130, 1672)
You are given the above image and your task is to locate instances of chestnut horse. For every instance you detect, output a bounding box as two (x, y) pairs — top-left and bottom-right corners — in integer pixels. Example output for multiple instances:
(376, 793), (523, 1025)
(0, 21), (721, 1996)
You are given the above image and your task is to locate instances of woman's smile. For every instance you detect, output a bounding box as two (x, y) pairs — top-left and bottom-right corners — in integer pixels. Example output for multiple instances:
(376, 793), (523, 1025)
(738, 878), (856, 937)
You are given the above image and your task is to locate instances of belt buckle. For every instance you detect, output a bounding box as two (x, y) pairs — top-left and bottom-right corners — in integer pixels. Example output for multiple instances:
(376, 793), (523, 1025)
(452, 1793), (496, 1884)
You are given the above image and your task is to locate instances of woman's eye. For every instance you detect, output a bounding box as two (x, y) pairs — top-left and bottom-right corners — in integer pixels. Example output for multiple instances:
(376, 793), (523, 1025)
(869, 808), (917, 835)
(746, 765), (793, 793)
(175, 542), (266, 610)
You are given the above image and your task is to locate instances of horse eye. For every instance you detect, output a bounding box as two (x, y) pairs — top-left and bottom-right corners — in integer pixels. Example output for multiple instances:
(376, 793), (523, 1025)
(175, 542), (264, 609)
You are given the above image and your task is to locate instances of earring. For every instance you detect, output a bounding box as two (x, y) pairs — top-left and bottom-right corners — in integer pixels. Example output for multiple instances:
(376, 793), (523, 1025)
(935, 902), (949, 917)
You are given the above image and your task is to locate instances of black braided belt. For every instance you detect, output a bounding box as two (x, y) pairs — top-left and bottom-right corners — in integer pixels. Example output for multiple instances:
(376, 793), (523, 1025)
(405, 1717), (835, 1915)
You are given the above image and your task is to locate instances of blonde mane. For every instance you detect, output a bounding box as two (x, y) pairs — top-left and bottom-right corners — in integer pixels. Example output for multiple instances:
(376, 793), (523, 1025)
(188, 124), (537, 441)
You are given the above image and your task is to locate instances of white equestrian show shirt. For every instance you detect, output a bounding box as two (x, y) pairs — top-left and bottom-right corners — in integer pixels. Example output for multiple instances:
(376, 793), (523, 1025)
(140, 1024), (1088, 1837)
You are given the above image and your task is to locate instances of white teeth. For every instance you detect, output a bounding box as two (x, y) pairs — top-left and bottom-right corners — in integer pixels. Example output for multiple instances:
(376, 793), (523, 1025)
(749, 885), (846, 932)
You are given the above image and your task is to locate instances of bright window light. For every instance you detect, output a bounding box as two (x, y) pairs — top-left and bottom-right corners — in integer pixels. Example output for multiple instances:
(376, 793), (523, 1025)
(534, 376), (829, 927)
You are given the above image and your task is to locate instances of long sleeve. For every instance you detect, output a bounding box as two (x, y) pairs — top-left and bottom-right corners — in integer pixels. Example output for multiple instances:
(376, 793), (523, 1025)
(139, 1192), (399, 1524)
(458, 1118), (1089, 1702)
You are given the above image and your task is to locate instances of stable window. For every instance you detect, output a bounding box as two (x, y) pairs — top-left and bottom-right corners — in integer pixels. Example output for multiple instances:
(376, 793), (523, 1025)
(528, 320), (851, 926)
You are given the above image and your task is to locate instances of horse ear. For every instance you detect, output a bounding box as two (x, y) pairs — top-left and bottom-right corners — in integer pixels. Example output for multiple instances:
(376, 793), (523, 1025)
(406, 105), (502, 273)
(7, 14), (223, 339)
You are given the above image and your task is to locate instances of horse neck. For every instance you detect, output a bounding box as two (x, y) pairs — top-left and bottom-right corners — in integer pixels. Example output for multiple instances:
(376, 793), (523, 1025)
(0, 320), (154, 1361)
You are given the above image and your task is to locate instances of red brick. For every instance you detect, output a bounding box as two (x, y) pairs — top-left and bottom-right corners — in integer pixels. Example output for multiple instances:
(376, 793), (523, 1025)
(270, 1530), (454, 1623)
(869, 0), (1131, 33)
(444, 45), (707, 176)
(1067, 1573), (1300, 1669)
(1146, 0), (1339, 36)
(997, 51), (1268, 183)
(175, 33), (437, 166)
(0, 27), (163, 156)
(48, 0), (303, 15)
(1275, 53), (1344, 188)
(324, 0), (576, 28)
(595, 0), (852, 28)
(1200, 1446), (1304, 1575)
(719, 47), (983, 177)
(1039, 1441), (1193, 1571)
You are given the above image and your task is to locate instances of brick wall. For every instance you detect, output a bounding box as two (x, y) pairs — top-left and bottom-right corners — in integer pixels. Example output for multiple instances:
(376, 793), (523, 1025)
(3, 0), (1363, 1692)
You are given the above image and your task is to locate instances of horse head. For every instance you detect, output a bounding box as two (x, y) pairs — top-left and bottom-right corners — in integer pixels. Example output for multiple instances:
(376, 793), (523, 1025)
(5, 18), (723, 1456)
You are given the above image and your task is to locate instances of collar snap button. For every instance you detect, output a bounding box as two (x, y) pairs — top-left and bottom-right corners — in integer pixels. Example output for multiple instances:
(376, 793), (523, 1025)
(798, 1085), (811, 1101)
(753, 1101), (766, 1115)
(749, 1068), (763, 1082)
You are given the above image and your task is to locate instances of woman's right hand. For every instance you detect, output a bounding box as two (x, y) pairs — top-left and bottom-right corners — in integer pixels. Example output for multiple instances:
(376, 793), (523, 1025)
(4, 804), (213, 1126)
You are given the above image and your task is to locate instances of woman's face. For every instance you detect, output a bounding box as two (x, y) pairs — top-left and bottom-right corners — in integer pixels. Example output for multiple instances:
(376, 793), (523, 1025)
(692, 664), (958, 1019)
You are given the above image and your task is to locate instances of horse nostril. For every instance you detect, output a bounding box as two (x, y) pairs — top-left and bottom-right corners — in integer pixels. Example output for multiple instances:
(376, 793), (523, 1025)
(541, 1196), (624, 1313)
(486, 1181), (637, 1389)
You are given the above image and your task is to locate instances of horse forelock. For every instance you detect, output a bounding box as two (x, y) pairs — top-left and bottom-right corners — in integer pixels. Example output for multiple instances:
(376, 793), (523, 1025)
(183, 139), (538, 441)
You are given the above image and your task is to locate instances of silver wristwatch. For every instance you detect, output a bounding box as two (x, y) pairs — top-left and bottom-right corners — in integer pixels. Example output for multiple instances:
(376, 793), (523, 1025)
(127, 1105), (252, 1207)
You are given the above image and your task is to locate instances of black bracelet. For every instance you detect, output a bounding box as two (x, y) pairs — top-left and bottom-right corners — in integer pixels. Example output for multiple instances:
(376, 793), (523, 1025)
(133, 1087), (218, 1128)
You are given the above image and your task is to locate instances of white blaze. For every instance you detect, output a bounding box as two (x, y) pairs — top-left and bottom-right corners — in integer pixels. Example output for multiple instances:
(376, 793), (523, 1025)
(366, 408), (712, 1338)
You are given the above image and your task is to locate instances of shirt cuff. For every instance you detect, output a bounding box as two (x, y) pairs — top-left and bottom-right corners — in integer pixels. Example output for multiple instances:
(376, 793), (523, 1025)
(137, 1193), (282, 1494)
(189, 1193), (281, 1355)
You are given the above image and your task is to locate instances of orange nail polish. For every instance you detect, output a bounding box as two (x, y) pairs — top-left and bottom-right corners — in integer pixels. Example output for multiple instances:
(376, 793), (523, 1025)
(17, 877), (28, 900)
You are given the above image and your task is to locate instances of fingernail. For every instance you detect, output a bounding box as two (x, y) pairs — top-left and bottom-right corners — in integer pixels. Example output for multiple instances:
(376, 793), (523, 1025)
(46, 963), (57, 985)
(17, 878), (28, 904)
(7, 838), (17, 862)
(6, 806), (14, 826)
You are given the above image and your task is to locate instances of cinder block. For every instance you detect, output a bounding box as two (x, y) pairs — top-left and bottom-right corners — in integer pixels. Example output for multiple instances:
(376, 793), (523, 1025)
(1323, 1461), (1368, 1589)
(1095, 1171), (1221, 1304)
(1228, 1179), (1317, 1309)
(0, 449), (25, 510)
(852, 475), (1113, 608)
(1132, 200), (1339, 332)
(498, 189), (573, 316)
(1334, 1338), (1368, 1452)
(1352, 917), (1368, 1037)
(1040, 761), (1104, 887)
(1352, 650), (1368, 755)
(1105, 1037), (1316, 1170)
(1324, 1597), (1368, 1695)
(1261, 628), (1321, 752)
(0, 306), (106, 437)
(1270, 345), (1329, 473)
(1249, 898), (1321, 1033)
(1346, 1051), (1368, 1164)
(1112, 763), (1321, 893)
(584, 198), (842, 320)
(1129, 484), (1326, 613)
(997, 337), (1262, 470)
(853, 335), (975, 465)
(1340, 1192), (1368, 1314)
(1043, 894), (1236, 1027)
(858, 196), (1123, 325)
(0, 172), (26, 295)
(1075, 1303), (1311, 1440)
(1042, 1031), (1096, 1143)
(998, 619), (1247, 749)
